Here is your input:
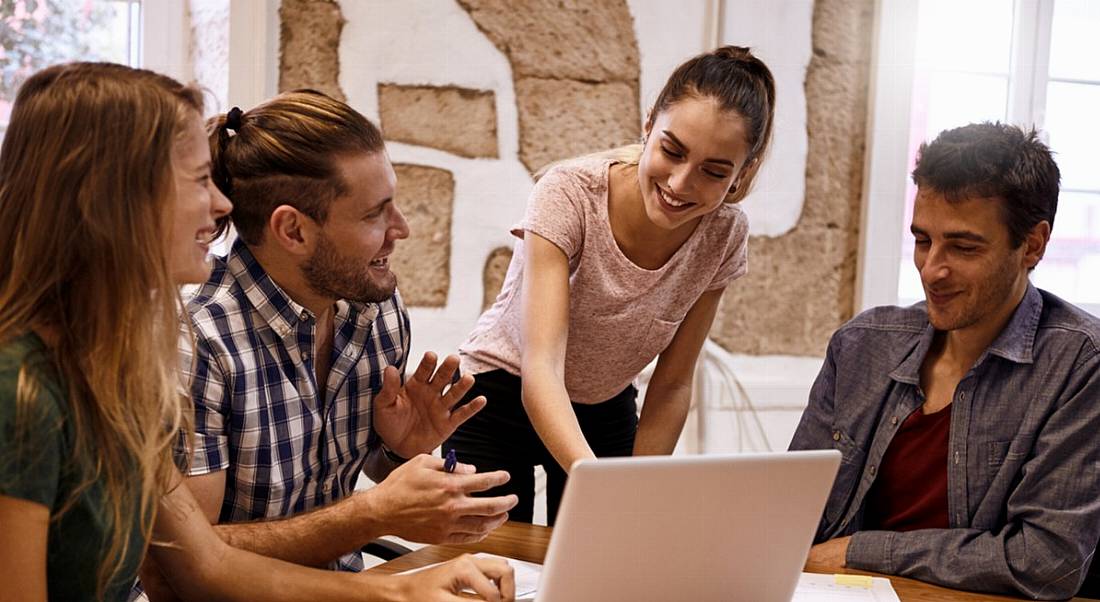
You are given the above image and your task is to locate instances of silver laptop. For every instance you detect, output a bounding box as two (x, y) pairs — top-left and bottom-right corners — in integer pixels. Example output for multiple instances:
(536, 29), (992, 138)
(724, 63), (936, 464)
(534, 450), (841, 602)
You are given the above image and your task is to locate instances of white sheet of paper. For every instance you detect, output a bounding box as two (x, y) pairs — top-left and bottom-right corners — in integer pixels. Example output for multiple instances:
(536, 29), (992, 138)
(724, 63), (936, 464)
(396, 552), (542, 597)
(792, 572), (901, 602)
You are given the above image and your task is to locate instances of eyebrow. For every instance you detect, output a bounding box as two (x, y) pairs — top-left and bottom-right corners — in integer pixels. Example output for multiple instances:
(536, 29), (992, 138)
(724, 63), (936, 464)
(362, 197), (393, 217)
(662, 131), (736, 168)
(910, 225), (989, 243)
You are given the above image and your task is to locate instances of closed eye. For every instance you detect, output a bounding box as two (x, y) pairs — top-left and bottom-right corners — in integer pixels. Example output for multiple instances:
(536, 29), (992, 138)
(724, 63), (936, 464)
(660, 145), (684, 160)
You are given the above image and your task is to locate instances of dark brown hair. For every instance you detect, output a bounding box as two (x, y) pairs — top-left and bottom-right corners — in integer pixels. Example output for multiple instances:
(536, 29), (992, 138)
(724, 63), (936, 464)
(208, 89), (385, 244)
(912, 122), (1060, 247)
(649, 45), (776, 203)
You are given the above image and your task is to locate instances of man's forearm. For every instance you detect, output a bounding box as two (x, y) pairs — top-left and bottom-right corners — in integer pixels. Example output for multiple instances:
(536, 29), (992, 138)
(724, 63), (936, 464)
(848, 527), (1089, 600)
(214, 493), (385, 567)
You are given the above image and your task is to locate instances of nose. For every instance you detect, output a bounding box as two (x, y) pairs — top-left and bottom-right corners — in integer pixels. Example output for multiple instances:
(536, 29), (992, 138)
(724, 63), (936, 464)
(388, 203), (410, 241)
(211, 183), (233, 219)
(667, 163), (694, 195)
(918, 243), (950, 284)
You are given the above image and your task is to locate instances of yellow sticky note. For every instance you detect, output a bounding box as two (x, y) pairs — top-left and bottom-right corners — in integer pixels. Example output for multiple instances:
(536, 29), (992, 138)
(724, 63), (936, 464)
(834, 574), (874, 588)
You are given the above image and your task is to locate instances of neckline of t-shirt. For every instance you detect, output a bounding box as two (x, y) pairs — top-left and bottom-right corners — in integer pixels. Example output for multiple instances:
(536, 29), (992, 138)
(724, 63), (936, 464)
(599, 159), (712, 274)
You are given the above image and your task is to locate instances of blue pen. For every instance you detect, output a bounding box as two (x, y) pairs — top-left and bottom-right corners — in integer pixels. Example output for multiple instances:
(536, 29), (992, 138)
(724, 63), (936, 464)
(444, 448), (457, 473)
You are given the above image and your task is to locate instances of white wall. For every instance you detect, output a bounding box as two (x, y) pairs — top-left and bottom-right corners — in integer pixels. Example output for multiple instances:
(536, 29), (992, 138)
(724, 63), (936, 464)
(335, 0), (822, 455)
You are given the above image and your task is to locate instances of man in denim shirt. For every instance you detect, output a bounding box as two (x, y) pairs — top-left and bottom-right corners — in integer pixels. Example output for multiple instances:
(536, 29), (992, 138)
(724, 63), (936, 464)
(790, 122), (1100, 600)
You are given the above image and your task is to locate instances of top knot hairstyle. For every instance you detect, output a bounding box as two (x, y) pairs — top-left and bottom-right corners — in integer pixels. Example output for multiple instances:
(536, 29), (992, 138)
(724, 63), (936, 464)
(208, 89), (385, 245)
(912, 122), (1060, 247)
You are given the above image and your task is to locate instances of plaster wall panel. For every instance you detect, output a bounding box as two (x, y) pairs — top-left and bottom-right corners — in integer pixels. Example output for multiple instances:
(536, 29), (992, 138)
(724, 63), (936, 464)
(379, 84), (499, 159)
(338, 0), (533, 357)
(279, 0), (346, 100)
(722, 0), (813, 236)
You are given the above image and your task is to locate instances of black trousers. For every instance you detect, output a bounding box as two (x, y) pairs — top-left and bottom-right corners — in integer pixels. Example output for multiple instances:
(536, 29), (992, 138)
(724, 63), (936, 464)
(444, 369), (638, 525)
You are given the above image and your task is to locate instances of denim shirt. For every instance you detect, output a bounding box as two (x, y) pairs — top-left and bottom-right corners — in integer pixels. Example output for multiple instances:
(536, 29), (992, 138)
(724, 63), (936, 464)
(790, 285), (1100, 600)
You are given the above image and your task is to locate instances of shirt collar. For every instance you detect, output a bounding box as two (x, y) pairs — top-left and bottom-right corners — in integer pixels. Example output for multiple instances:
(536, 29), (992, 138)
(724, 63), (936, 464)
(227, 238), (311, 339)
(889, 283), (1042, 384)
(985, 283), (1041, 365)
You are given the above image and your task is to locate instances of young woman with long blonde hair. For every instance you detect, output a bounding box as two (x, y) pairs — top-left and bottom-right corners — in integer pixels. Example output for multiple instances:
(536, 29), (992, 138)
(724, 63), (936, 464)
(0, 62), (512, 602)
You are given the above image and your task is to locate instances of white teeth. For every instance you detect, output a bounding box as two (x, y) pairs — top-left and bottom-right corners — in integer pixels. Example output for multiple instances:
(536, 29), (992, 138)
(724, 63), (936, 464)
(370, 257), (387, 267)
(658, 187), (688, 207)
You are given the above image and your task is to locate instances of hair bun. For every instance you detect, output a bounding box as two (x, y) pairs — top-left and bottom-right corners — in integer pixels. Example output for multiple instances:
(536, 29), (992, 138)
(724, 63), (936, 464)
(225, 106), (243, 132)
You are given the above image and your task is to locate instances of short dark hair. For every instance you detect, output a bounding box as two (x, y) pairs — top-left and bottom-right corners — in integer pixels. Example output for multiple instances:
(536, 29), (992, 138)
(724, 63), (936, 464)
(911, 122), (1060, 247)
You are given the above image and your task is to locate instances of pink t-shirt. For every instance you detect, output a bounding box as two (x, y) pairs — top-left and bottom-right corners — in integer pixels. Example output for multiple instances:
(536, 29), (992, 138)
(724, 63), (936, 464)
(460, 156), (749, 404)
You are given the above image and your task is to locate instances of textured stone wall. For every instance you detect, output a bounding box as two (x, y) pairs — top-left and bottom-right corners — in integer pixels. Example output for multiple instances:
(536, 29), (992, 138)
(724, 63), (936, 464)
(278, 0), (346, 101)
(391, 164), (455, 307)
(710, 0), (873, 356)
(455, 0), (641, 174)
(277, 0), (874, 357)
(482, 247), (513, 311)
(378, 84), (499, 158)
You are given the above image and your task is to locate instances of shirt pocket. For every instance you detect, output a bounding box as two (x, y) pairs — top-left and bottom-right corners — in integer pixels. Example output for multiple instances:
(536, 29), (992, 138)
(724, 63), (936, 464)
(637, 317), (684, 362)
(824, 428), (866, 524)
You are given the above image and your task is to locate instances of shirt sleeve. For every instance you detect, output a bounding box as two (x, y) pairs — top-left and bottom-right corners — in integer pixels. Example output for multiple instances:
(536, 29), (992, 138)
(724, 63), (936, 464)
(0, 362), (63, 508)
(512, 164), (587, 260)
(179, 324), (232, 476)
(706, 207), (749, 291)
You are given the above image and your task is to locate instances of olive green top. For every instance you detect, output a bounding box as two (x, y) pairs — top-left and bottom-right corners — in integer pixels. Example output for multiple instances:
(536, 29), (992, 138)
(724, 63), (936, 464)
(0, 332), (146, 601)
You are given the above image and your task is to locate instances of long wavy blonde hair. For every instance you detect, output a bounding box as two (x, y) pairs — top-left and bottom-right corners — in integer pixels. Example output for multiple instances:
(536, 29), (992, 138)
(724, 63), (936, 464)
(0, 62), (200, 598)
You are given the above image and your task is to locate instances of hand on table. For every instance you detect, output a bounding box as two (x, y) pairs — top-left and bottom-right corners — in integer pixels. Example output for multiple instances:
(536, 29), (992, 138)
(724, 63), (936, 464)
(364, 454), (518, 544)
(387, 553), (515, 602)
(373, 353), (486, 459)
(806, 536), (851, 571)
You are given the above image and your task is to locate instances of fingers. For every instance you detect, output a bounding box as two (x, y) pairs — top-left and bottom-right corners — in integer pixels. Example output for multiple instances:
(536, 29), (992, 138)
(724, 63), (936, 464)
(447, 395), (486, 427)
(446, 513), (509, 540)
(374, 366), (401, 409)
(454, 470), (512, 494)
(428, 354), (461, 389)
(411, 351), (438, 384)
(448, 555), (513, 602)
(460, 495), (519, 516)
(473, 556), (516, 602)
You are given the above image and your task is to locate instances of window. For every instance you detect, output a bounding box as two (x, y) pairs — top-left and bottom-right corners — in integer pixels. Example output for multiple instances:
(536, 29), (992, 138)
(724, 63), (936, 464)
(1, 0), (187, 138)
(860, 0), (1100, 316)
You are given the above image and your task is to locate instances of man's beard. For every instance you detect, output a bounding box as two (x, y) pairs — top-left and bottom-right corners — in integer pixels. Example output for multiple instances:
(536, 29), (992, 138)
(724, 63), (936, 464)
(301, 233), (396, 303)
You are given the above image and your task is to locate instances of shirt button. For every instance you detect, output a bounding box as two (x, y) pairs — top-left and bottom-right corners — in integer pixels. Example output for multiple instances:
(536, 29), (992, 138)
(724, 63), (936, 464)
(301, 349), (311, 362)
(890, 416), (899, 426)
(832, 431), (841, 441)
(958, 392), (967, 401)
(869, 465), (877, 476)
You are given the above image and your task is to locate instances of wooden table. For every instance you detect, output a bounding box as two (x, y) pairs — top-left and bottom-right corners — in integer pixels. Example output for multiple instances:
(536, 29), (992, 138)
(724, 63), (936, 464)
(371, 522), (1095, 601)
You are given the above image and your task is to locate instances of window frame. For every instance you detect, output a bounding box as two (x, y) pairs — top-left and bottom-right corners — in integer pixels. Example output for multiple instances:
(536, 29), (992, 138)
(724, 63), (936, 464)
(857, 0), (1099, 316)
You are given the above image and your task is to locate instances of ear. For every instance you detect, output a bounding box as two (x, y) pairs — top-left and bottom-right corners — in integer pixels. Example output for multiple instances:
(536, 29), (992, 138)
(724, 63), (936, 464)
(643, 111), (655, 138)
(268, 205), (320, 257)
(1022, 220), (1051, 269)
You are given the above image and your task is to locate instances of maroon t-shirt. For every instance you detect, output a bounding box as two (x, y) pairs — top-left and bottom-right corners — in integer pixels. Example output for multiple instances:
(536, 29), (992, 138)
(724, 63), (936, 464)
(863, 405), (951, 531)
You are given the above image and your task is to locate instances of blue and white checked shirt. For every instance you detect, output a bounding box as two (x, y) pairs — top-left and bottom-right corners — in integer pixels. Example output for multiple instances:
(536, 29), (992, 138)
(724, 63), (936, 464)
(180, 238), (410, 572)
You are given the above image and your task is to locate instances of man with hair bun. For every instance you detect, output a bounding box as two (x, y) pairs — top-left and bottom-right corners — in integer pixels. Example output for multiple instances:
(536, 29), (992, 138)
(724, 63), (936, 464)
(791, 122), (1100, 600)
(176, 89), (518, 576)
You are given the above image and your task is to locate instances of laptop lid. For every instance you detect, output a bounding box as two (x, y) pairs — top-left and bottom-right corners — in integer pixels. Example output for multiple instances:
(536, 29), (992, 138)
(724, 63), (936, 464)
(536, 450), (841, 602)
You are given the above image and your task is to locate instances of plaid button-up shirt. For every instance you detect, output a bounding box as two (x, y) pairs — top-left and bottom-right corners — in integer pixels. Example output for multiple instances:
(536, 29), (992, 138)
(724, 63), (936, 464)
(181, 239), (409, 572)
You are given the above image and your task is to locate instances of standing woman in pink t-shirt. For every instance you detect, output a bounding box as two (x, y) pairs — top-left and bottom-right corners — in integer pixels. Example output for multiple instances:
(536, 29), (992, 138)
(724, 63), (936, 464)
(446, 46), (776, 524)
